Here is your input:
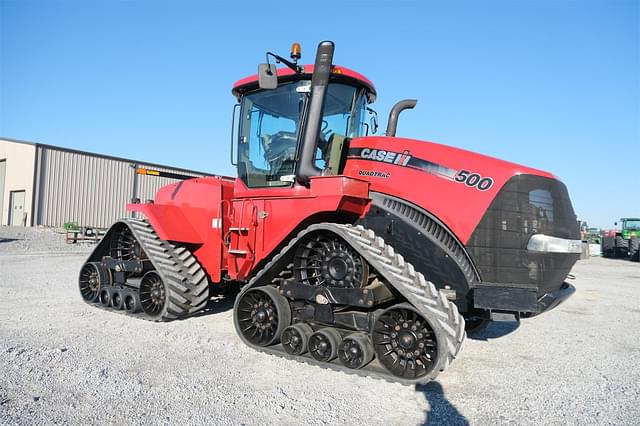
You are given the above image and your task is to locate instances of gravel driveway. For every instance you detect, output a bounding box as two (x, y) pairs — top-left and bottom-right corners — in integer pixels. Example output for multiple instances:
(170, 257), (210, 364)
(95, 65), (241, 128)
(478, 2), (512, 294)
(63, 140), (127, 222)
(1, 227), (639, 425)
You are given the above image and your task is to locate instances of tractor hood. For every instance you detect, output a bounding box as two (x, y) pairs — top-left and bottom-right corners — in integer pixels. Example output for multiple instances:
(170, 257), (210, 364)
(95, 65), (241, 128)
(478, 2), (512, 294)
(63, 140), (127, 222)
(343, 136), (562, 244)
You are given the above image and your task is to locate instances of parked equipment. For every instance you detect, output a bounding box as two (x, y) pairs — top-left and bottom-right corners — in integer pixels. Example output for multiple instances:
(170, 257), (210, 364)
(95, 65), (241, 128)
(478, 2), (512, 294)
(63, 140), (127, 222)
(602, 218), (640, 260)
(79, 41), (581, 384)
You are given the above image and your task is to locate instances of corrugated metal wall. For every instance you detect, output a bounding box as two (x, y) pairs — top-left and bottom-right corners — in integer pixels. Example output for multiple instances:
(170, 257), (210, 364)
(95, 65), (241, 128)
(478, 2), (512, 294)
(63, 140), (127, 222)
(34, 146), (203, 228)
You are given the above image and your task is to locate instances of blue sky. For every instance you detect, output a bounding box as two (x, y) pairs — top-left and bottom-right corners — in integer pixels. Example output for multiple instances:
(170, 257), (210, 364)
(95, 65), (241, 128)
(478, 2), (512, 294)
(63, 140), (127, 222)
(1, 0), (638, 228)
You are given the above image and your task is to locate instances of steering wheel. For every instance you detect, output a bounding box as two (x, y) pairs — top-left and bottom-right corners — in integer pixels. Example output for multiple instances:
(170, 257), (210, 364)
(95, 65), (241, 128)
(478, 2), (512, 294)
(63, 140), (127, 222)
(261, 131), (295, 153)
(261, 130), (298, 167)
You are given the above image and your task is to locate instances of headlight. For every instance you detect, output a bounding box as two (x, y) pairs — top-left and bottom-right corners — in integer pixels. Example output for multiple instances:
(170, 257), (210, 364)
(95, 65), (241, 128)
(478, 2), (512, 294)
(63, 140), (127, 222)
(527, 234), (583, 253)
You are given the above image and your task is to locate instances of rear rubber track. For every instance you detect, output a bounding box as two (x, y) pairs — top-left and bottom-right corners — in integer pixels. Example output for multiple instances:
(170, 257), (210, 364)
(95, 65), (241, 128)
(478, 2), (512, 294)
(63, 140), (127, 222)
(233, 223), (466, 385)
(85, 218), (210, 321)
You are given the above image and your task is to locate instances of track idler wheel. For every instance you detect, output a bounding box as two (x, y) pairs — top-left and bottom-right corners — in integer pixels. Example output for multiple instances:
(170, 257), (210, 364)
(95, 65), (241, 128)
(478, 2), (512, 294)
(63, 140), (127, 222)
(372, 305), (439, 380)
(235, 286), (291, 347)
(338, 333), (374, 369)
(79, 262), (111, 302)
(309, 328), (342, 362)
(139, 271), (166, 318)
(294, 233), (369, 288)
(123, 290), (141, 313)
(111, 288), (125, 310)
(281, 323), (313, 355)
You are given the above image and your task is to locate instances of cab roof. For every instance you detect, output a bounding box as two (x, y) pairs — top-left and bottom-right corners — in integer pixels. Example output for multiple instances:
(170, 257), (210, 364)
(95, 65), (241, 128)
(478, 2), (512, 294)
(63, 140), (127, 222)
(232, 64), (376, 102)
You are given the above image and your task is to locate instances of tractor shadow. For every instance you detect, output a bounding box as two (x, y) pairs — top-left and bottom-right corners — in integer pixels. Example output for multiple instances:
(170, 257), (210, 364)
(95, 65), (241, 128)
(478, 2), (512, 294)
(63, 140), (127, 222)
(467, 320), (520, 341)
(416, 381), (469, 425)
(0, 237), (21, 244)
(188, 287), (240, 319)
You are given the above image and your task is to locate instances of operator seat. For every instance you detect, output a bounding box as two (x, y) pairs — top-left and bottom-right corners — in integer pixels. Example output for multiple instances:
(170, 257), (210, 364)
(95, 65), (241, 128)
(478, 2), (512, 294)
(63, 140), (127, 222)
(322, 133), (347, 175)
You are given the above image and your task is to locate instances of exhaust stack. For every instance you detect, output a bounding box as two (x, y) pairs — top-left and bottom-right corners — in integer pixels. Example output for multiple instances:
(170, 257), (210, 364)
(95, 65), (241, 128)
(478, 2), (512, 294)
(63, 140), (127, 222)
(385, 99), (417, 137)
(296, 40), (335, 185)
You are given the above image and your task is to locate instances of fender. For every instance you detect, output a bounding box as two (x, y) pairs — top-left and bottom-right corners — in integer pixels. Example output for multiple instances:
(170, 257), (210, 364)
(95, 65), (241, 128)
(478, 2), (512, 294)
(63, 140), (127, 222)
(356, 192), (479, 311)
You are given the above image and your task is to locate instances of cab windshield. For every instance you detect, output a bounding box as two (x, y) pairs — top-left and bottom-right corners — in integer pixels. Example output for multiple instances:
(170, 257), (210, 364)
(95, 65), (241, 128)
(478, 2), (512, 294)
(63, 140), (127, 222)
(623, 220), (640, 230)
(237, 81), (367, 188)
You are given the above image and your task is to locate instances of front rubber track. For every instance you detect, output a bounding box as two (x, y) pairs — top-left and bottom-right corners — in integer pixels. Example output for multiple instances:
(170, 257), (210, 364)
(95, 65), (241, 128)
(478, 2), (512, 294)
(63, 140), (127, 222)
(233, 223), (466, 386)
(82, 218), (210, 322)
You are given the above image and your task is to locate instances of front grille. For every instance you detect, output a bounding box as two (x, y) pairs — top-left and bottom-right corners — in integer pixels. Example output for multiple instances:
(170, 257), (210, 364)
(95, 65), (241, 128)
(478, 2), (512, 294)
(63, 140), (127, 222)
(466, 175), (580, 296)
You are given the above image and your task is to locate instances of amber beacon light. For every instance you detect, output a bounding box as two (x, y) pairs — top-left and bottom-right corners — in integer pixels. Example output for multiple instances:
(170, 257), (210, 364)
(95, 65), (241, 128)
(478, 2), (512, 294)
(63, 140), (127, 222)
(290, 42), (301, 61)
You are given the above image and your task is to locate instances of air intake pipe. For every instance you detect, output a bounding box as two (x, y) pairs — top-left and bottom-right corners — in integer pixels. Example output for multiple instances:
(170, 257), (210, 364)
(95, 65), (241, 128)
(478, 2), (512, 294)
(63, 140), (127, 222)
(296, 40), (335, 185)
(385, 99), (417, 137)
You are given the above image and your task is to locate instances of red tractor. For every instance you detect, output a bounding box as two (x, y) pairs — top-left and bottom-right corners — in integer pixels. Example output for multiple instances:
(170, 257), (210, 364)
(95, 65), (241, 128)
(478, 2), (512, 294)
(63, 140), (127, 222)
(79, 41), (581, 384)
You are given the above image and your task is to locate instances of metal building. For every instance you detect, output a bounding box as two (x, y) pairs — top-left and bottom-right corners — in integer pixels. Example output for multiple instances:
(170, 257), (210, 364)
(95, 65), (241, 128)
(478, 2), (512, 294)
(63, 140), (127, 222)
(0, 137), (210, 228)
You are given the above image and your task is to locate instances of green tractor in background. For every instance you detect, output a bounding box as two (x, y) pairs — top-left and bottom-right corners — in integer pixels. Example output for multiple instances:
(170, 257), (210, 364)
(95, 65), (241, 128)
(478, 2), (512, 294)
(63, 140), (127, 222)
(602, 218), (640, 261)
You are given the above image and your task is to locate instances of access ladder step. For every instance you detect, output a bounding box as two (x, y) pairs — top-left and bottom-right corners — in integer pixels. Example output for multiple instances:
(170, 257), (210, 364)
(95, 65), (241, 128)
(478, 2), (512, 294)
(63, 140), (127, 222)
(229, 227), (250, 232)
(228, 249), (248, 256)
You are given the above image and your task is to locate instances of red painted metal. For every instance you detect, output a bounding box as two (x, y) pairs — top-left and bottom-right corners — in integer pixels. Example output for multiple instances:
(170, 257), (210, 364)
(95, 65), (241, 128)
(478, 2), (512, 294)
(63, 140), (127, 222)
(128, 175), (370, 284)
(125, 64), (567, 286)
(343, 136), (556, 244)
(226, 176), (370, 281)
(232, 64), (376, 98)
(126, 133), (561, 284)
(128, 177), (235, 283)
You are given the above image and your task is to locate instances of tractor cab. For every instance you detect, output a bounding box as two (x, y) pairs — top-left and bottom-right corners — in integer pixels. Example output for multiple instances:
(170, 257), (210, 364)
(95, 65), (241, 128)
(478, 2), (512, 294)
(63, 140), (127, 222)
(231, 42), (377, 188)
(619, 218), (640, 239)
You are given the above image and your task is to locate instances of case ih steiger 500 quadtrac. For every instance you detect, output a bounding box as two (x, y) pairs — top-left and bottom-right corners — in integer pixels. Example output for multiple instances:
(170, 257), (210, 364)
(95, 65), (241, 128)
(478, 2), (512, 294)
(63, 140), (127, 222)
(79, 41), (581, 384)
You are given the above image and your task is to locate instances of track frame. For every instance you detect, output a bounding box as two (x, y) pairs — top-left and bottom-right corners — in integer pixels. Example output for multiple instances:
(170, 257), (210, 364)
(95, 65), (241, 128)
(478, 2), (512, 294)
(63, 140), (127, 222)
(233, 223), (466, 385)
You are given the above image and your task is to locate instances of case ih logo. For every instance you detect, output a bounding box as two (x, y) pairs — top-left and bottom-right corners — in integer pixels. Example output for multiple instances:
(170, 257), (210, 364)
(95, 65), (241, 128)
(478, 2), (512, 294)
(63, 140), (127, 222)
(348, 147), (494, 191)
(359, 148), (412, 166)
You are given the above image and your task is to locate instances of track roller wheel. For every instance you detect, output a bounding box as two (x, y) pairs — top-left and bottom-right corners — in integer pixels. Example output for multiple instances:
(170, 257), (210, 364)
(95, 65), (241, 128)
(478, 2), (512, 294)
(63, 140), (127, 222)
(123, 291), (141, 313)
(373, 305), (438, 380)
(111, 288), (125, 310)
(139, 271), (167, 317)
(282, 323), (313, 355)
(79, 262), (111, 302)
(98, 288), (112, 307)
(309, 328), (342, 362)
(235, 286), (291, 347)
(338, 333), (374, 369)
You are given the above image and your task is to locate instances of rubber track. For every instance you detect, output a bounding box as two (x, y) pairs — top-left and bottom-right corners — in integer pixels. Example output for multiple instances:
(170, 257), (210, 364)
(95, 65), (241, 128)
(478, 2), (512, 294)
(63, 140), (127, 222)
(234, 223), (466, 385)
(88, 218), (209, 322)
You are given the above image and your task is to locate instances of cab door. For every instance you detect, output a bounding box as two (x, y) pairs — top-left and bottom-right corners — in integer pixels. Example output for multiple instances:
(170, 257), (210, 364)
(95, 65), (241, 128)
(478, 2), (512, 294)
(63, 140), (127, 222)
(226, 197), (264, 280)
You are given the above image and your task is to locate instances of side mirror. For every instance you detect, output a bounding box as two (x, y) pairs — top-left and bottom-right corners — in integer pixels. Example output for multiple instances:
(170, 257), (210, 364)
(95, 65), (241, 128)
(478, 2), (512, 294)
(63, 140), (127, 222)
(258, 63), (277, 89)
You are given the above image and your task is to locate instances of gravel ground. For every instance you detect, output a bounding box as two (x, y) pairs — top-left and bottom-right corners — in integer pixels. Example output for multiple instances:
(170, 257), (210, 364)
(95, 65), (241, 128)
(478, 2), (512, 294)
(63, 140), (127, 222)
(0, 226), (639, 425)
